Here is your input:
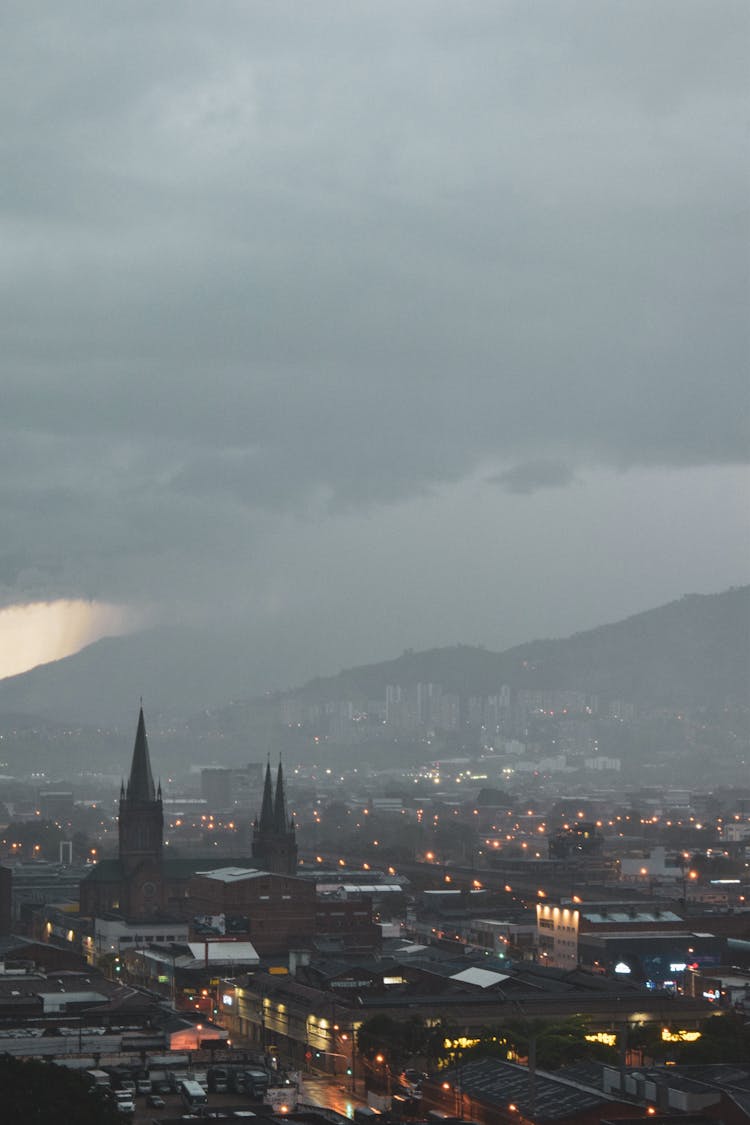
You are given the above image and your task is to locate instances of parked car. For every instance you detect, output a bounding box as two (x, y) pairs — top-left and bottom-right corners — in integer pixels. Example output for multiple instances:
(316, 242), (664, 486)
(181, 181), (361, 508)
(399, 1069), (427, 1093)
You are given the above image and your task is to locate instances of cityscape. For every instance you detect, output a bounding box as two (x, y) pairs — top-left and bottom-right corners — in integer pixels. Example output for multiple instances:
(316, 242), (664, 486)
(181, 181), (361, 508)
(1, 585), (749, 1122)
(1, 2), (748, 1123)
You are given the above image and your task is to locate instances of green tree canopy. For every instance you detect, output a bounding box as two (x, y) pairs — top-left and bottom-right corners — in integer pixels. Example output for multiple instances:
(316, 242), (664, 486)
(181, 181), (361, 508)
(440, 1015), (617, 1071)
(357, 1014), (457, 1071)
(676, 1013), (750, 1065)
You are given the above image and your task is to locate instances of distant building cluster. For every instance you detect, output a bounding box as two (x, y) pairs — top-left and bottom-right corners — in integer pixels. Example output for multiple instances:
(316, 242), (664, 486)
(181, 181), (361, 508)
(278, 679), (629, 742)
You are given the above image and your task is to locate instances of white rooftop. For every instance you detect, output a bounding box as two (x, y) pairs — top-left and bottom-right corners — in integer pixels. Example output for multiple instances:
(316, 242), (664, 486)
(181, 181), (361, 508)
(195, 867), (266, 883)
(186, 942), (259, 964)
(316, 883), (404, 894)
(450, 967), (510, 988)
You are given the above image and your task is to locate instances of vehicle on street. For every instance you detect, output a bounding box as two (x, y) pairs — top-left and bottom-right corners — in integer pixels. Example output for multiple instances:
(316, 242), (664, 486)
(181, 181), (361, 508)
(136, 1074), (151, 1095)
(243, 1067), (270, 1098)
(180, 1078), (208, 1108)
(114, 1090), (135, 1115)
(86, 1068), (111, 1090)
(208, 1065), (229, 1093)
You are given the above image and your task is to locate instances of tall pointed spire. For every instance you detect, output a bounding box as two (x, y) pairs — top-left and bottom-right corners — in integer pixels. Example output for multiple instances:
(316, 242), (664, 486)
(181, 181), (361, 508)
(259, 759), (274, 831)
(273, 760), (289, 832)
(126, 706), (156, 802)
(252, 755), (297, 876)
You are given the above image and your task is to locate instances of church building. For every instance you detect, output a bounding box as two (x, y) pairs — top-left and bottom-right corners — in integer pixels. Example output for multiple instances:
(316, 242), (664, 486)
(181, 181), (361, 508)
(80, 708), (298, 921)
(251, 760), (298, 876)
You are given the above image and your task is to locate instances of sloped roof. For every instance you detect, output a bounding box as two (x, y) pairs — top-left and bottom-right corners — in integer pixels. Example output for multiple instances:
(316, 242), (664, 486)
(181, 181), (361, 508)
(184, 941), (259, 966)
(450, 966), (510, 988)
(435, 1057), (619, 1121)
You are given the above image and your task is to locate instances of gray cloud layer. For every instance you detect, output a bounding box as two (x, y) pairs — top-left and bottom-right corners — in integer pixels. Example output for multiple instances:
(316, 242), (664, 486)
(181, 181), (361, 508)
(1, 2), (748, 625)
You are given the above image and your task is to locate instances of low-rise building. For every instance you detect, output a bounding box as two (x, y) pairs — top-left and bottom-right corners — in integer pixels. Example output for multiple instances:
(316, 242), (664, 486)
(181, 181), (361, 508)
(536, 903), (580, 969)
(421, 1057), (638, 1125)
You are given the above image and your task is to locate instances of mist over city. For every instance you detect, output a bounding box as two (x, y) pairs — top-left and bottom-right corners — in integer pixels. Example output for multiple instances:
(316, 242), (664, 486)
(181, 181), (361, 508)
(1, 3), (748, 1123)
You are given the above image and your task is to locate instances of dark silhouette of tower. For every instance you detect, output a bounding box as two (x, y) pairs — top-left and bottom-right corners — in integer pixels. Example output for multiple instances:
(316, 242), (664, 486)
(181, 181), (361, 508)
(252, 759), (297, 875)
(118, 707), (164, 917)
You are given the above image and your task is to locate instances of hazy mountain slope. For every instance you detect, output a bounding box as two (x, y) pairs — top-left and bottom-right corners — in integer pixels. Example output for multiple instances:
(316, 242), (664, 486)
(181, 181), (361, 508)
(0, 587), (747, 729)
(285, 587), (750, 711)
(0, 627), (265, 727)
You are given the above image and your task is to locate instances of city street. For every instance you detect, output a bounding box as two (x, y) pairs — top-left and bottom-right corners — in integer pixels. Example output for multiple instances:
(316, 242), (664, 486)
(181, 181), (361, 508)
(300, 1074), (370, 1119)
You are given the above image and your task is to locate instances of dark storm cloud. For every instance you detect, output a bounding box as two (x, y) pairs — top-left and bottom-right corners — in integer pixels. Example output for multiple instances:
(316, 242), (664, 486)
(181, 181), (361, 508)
(491, 460), (577, 495)
(1, 1), (747, 614)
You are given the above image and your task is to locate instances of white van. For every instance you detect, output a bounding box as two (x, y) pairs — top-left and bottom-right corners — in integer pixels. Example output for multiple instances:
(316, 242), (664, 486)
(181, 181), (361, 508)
(179, 1078), (208, 1108)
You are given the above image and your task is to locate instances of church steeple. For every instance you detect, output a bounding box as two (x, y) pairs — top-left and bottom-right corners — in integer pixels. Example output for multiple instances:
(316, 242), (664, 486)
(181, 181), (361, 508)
(274, 760), (289, 832)
(252, 756), (297, 876)
(126, 706), (156, 802)
(258, 759), (274, 831)
(118, 706), (164, 912)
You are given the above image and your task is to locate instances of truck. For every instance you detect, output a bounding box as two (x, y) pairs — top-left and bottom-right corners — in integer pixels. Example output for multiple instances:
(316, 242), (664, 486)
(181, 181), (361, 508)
(85, 1069), (111, 1090)
(192, 1067), (209, 1092)
(148, 1068), (171, 1094)
(114, 1090), (135, 1116)
(135, 1073), (151, 1096)
(208, 1066), (229, 1093)
(168, 1069), (191, 1093)
(179, 1078), (208, 1109)
(243, 1067), (270, 1098)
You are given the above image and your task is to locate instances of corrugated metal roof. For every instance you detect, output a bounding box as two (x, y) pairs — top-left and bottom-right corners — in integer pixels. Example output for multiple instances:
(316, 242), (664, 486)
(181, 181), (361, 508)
(185, 941), (259, 963)
(582, 910), (682, 923)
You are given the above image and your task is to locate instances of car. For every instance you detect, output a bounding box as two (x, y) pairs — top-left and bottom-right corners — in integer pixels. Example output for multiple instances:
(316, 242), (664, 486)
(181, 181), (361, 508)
(399, 1069), (427, 1093)
(146, 1094), (166, 1108)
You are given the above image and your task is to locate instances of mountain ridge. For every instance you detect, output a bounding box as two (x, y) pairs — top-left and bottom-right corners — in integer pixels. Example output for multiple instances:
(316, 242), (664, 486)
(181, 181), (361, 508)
(208, 586), (750, 721)
(0, 586), (747, 729)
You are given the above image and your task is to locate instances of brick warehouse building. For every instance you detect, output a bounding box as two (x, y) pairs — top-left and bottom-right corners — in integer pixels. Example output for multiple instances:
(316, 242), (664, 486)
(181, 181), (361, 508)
(188, 867), (316, 955)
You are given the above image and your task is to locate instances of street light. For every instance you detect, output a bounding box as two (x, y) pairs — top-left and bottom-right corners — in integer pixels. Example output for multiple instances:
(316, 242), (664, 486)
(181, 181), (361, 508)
(374, 1054), (391, 1103)
(338, 1030), (356, 1093)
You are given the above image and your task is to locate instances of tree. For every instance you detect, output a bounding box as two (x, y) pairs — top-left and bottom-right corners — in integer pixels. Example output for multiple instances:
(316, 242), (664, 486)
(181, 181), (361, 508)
(675, 1013), (750, 1064)
(437, 1015), (617, 1072)
(0, 1056), (123, 1123)
(357, 1014), (458, 1078)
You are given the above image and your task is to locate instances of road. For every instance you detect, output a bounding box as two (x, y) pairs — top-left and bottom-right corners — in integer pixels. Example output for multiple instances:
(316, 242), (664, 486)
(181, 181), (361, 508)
(300, 1074), (371, 1119)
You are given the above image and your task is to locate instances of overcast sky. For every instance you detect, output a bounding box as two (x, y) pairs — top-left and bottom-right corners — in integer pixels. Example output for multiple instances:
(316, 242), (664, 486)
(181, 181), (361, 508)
(2, 1), (748, 682)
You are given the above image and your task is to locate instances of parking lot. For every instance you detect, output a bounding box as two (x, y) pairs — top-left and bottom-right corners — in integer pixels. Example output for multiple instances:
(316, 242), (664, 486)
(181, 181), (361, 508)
(129, 1089), (281, 1122)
